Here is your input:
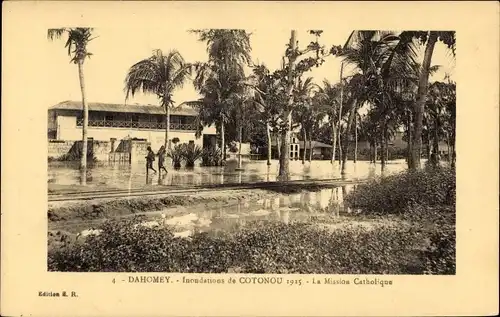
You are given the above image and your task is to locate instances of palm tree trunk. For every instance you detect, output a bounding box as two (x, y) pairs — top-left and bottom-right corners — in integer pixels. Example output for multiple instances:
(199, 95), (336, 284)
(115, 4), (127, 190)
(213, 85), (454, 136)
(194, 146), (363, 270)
(77, 60), (88, 186)
(338, 128), (342, 165)
(407, 112), (412, 168)
(341, 99), (357, 175)
(331, 116), (337, 163)
(266, 121), (272, 165)
(337, 62), (344, 166)
(354, 113), (358, 163)
(369, 142), (374, 163)
(276, 134), (281, 159)
(380, 131), (386, 171)
(446, 132), (451, 163)
(302, 128), (307, 164)
(411, 31), (438, 170)
(221, 120), (226, 162)
(164, 105), (170, 150)
(237, 125), (243, 169)
(374, 143), (378, 163)
(433, 115), (440, 166)
(385, 132), (389, 162)
(426, 135), (431, 160)
(308, 134), (313, 162)
(278, 30), (297, 180)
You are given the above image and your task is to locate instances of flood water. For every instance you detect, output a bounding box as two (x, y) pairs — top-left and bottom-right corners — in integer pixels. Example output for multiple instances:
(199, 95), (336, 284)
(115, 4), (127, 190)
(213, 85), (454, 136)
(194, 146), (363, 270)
(48, 159), (410, 190)
(52, 185), (360, 237)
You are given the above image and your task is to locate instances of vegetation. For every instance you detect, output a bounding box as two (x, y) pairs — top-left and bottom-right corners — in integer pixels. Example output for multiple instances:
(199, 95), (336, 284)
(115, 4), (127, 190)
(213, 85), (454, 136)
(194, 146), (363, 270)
(201, 148), (223, 167)
(183, 144), (204, 168)
(166, 143), (204, 168)
(345, 166), (455, 215)
(344, 166), (456, 274)
(167, 144), (185, 169)
(48, 28), (456, 179)
(48, 28), (95, 185)
(48, 215), (453, 274)
(124, 49), (192, 151)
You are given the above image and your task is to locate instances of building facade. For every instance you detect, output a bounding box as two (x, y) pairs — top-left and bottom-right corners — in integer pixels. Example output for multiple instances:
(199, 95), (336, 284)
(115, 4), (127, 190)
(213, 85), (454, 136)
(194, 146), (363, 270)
(48, 101), (217, 152)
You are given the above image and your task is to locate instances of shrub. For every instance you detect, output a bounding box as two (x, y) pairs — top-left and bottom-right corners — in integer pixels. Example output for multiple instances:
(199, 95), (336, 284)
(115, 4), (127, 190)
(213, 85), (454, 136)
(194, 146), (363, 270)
(167, 144), (185, 169)
(48, 217), (454, 274)
(182, 144), (203, 168)
(202, 148), (222, 167)
(344, 166), (456, 215)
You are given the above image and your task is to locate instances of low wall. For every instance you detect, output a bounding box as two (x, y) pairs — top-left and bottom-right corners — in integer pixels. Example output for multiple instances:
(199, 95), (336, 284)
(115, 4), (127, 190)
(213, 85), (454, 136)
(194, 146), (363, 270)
(48, 139), (151, 163)
(48, 140), (76, 159)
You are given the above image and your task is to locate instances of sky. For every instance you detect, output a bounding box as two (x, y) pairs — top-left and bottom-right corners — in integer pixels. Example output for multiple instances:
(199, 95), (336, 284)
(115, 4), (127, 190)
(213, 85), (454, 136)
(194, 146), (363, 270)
(46, 28), (456, 108)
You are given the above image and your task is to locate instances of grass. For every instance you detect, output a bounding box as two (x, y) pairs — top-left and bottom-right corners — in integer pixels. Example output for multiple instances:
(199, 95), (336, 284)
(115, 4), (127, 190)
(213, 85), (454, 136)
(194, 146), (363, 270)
(48, 166), (456, 275)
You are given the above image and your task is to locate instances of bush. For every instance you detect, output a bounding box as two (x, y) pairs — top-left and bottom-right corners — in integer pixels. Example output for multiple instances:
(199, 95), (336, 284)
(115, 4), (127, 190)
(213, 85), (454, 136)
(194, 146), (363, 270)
(48, 216), (454, 274)
(182, 144), (203, 168)
(167, 144), (185, 169)
(344, 166), (456, 215)
(201, 148), (222, 166)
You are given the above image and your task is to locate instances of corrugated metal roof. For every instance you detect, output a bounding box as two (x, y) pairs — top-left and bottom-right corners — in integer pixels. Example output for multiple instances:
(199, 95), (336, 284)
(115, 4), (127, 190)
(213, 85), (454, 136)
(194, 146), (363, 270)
(270, 139), (332, 149)
(49, 100), (198, 116)
(298, 141), (332, 149)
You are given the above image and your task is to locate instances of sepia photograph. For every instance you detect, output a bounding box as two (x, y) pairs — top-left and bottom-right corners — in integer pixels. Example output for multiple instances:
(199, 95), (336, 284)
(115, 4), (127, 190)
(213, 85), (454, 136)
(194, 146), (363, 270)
(46, 28), (457, 275)
(2, 1), (499, 316)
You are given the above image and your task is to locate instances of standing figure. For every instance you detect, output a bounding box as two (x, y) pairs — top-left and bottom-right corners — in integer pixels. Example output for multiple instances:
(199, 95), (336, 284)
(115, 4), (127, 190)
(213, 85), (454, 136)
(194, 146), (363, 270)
(145, 146), (157, 174)
(158, 145), (168, 173)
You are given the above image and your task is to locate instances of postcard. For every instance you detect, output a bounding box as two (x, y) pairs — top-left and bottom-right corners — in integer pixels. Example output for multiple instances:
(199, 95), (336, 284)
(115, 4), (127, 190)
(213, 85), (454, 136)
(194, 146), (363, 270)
(1, 1), (499, 316)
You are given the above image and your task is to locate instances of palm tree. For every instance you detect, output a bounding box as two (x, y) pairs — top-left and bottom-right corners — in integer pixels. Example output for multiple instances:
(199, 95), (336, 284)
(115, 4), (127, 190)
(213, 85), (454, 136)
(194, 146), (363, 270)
(338, 31), (401, 174)
(124, 49), (192, 152)
(292, 77), (316, 163)
(278, 30), (298, 180)
(248, 64), (284, 165)
(398, 31), (455, 169)
(316, 80), (342, 163)
(48, 28), (96, 185)
(190, 29), (252, 163)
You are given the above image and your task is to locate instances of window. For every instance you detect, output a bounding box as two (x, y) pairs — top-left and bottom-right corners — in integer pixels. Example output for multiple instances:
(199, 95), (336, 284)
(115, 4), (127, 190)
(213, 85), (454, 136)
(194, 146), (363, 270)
(105, 115), (114, 122)
(132, 114), (139, 122)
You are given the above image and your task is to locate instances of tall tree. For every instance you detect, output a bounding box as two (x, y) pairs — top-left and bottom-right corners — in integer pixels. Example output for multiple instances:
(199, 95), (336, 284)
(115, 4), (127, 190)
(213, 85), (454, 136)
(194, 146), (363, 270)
(48, 28), (96, 185)
(293, 77), (315, 164)
(279, 30), (298, 179)
(248, 63), (285, 165)
(316, 80), (342, 163)
(276, 30), (336, 179)
(338, 31), (401, 174)
(124, 49), (192, 152)
(190, 29), (252, 163)
(399, 31), (456, 169)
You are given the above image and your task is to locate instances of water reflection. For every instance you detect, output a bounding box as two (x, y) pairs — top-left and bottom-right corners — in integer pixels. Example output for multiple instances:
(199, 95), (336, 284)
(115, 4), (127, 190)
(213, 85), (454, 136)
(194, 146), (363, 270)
(68, 186), (362, 238)
(200, 186), (353, 232)
(48, 159), (408, 190)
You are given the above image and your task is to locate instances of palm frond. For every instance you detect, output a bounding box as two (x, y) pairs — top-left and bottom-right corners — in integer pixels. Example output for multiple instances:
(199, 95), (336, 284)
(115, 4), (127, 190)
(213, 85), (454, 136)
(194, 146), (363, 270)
(47, 28), (66, 40)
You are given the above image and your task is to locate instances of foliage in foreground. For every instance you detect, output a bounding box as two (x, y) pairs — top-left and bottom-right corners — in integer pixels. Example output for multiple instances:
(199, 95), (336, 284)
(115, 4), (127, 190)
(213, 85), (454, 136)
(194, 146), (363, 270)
(345, 166), (456, 215)
(48, 216), (454, 274)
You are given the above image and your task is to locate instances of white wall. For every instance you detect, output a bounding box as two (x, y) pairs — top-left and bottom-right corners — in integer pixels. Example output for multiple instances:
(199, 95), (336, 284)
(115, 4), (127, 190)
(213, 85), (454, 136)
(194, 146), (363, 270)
(57, 114), (216, 152)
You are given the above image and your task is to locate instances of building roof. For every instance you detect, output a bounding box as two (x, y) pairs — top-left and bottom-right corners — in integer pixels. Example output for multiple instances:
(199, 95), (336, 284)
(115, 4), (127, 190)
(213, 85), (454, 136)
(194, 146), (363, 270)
(270, 139), (332, 149)
(298, 141), (332, 149)
(49, 100), (198, 116)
